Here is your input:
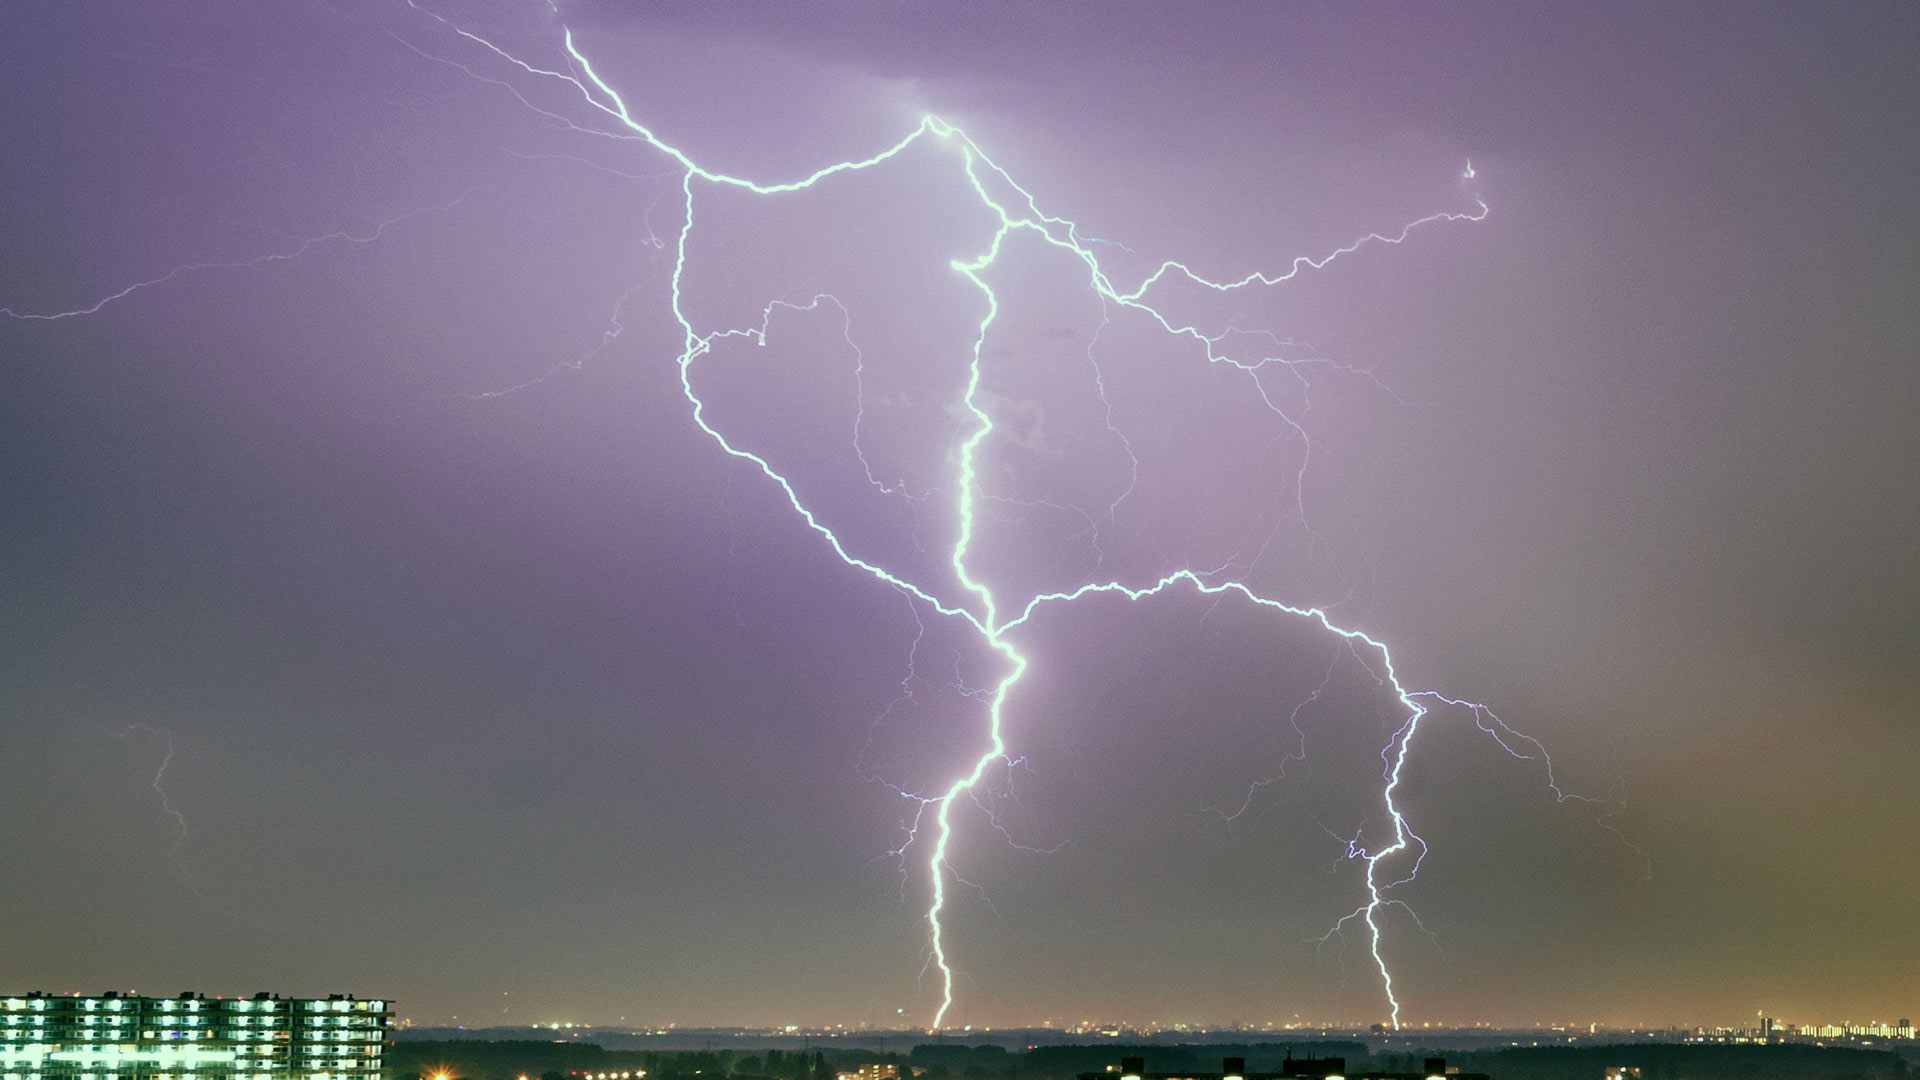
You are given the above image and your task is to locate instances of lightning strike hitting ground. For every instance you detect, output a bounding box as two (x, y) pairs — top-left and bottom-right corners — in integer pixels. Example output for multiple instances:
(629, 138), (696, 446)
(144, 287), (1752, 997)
(452, 17), (1531, 1029)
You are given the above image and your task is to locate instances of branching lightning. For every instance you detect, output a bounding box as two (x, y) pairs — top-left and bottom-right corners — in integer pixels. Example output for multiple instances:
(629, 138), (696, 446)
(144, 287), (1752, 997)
(518, 24), (1511, 1027)
(7, 4), (1637, 1032)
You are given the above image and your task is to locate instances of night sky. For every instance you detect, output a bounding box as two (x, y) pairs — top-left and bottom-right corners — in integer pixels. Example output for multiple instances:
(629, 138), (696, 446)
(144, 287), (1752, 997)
(2, 1), (1916, 1033)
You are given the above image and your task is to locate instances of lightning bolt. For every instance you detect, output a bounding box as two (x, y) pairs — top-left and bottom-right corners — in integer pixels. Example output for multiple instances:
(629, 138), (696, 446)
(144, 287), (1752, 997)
(8, 5), (1632, 1032)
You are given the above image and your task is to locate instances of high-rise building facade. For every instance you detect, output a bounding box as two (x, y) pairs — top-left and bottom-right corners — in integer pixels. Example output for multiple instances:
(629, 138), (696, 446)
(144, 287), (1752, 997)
(1, 993), (390, 1080)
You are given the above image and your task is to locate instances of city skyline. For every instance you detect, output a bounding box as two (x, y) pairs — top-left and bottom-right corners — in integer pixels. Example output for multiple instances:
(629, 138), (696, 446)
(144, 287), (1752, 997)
(11, 993), (1911, 1046)
(2, 1), (1915, 1031)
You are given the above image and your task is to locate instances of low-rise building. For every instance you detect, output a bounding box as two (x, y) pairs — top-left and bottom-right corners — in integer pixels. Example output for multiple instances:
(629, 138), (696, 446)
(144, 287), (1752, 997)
(0, 992), (390, 1080)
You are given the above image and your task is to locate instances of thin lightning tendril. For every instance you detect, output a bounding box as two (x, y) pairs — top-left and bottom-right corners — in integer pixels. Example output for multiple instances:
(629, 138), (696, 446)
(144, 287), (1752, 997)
(118, 725), (198, 893)
(0, 192), (488, 322)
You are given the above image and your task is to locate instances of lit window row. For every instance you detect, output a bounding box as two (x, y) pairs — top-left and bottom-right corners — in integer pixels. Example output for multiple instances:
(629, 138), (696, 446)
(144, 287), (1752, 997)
(4, 998), (390, 1016)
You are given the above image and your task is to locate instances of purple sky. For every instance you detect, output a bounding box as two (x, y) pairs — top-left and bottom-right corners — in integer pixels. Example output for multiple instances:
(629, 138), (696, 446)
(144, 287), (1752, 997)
(2, 0), (1915, 1032)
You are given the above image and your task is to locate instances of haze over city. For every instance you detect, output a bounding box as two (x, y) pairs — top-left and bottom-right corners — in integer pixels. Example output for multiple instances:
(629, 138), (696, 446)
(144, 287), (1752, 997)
(2, 1), (1914, 1036)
